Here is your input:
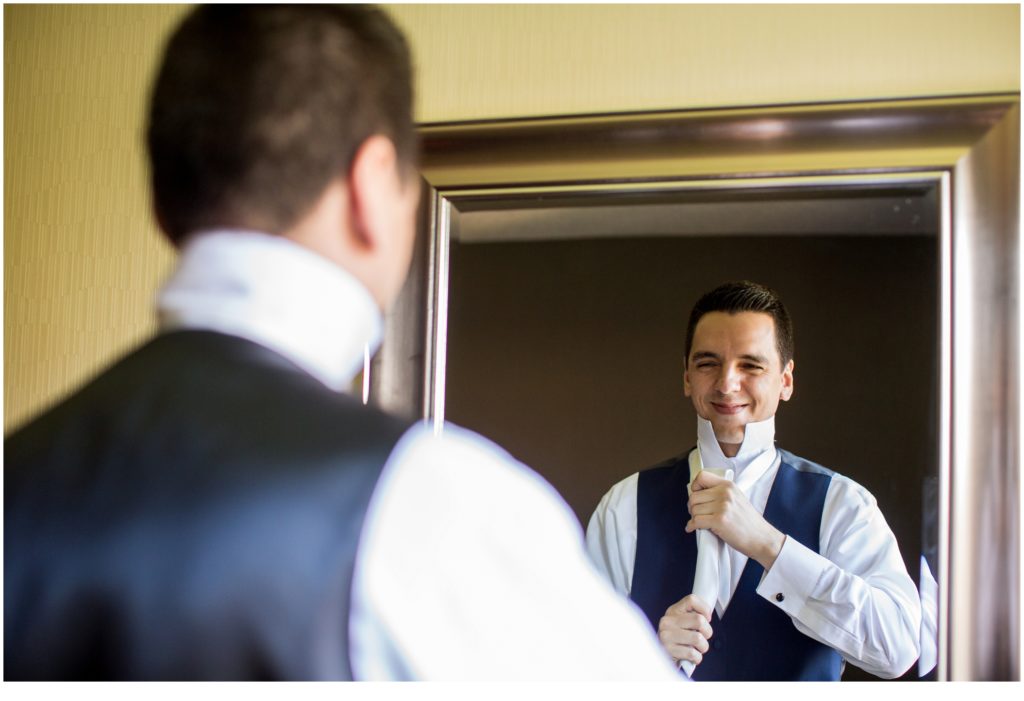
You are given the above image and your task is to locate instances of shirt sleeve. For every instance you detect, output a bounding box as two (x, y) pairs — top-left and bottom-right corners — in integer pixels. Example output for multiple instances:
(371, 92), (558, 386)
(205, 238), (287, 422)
(584, 473), (639, 597)
(349, 423), (682, 681)
(755, 474), (922, 678)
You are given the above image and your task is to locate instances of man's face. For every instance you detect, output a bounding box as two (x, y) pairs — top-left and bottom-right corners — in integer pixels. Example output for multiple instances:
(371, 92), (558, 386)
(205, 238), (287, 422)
(684, 311), (794, 445)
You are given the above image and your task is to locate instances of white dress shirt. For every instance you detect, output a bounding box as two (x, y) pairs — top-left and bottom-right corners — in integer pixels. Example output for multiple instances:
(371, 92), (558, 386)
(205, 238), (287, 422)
(158, 229), (681, 681)
(585, 416), (923, 679)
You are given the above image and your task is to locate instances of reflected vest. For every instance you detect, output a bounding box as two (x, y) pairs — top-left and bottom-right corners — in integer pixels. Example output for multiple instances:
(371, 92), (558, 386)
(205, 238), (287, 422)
(4, 330), (410, 680)
(630, 449), (843, 681)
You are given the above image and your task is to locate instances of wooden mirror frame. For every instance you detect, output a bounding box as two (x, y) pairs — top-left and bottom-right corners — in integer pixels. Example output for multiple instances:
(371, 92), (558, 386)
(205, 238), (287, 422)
(372, 94), (1020, 680)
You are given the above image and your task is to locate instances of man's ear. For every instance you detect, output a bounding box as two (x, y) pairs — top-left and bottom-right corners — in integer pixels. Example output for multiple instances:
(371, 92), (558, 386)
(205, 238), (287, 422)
(780, 359), (795, 402)
(683, 365), (692, 397)
(347, 134), (400, 250)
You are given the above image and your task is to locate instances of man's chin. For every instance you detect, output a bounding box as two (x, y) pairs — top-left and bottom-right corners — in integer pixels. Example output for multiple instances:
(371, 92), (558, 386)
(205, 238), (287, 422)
(709, 421), (747, 445)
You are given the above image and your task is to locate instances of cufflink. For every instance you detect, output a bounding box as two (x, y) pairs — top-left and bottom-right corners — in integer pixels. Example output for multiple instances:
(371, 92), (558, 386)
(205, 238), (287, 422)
(775, 592), (785, 602)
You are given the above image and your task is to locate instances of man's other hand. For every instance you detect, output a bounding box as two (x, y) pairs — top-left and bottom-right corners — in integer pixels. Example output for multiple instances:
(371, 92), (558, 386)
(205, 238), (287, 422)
(658, 594), (713, 667)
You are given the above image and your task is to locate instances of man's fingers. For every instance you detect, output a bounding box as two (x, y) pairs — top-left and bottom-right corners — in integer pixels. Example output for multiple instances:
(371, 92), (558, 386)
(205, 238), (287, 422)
(660, 630), (709, 664)
(688, 484), (736, 509)
(687, 500), (717, 517)
(684, 595), (712, 621)
(660, 611), (709, 635)
(658, 599), (713, 667)
(687, 485), (733, 516)
(667, 643), (707, 663)
(692, 470), (727, 490)
(670, 646), (703, 666)
(665, 594), (706, 616)
(686, 514), (720, 536)
(696, 615), (713, 639)
(690, 484), (730, 501)
(688, 630), (710, 654)
(664, 594), (713, 621)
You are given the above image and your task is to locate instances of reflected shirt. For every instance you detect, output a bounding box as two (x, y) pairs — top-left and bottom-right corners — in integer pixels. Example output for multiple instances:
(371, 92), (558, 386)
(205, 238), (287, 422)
(158, 229), (681, 681)
(585, 419), (923, 679)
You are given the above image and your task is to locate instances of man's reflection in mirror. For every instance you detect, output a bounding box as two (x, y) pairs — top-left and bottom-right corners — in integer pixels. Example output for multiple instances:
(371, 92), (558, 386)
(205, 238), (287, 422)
(586, 280), (922, 680)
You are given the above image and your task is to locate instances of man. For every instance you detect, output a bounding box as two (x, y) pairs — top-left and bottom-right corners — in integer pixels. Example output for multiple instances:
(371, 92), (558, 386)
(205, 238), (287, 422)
(4, 6), (679, 681)
(586, 280), (921, 680)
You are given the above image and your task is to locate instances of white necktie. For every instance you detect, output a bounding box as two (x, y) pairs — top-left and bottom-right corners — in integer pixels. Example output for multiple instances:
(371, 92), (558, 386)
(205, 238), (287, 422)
(680, 446), (733, 678)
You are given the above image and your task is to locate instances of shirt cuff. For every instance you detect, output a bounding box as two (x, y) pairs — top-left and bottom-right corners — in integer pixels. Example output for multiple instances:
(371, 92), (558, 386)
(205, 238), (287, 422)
(756, 535), (829, 618)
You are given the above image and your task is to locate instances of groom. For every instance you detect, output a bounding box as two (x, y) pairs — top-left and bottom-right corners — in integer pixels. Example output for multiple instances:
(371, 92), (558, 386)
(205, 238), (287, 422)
(586, 280), (922, 680)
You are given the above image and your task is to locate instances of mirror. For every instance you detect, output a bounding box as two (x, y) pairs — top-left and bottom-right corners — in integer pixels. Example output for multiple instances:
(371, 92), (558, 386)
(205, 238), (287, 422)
(452, 181), (939, 682)
(371, 95), (1019, 680)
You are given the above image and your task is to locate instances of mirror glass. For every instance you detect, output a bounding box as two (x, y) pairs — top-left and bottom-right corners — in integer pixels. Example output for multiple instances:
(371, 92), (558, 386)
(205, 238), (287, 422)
(441, 181), (940, 681)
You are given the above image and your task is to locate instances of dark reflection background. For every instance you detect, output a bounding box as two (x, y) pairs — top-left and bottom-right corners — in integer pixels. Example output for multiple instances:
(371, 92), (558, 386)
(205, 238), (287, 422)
(444, 229), (938, 681)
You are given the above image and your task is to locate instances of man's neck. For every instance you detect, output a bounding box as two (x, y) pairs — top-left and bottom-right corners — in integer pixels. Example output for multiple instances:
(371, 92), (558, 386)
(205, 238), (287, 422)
(718, 440), (742, 458)
(157, 229), (382, 393)
(697, 415), (776, 465)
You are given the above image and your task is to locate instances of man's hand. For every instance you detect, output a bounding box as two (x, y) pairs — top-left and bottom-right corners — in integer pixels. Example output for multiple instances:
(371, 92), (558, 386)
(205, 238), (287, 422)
(687, 470), (786, 570)
(658, 594), (713, 667)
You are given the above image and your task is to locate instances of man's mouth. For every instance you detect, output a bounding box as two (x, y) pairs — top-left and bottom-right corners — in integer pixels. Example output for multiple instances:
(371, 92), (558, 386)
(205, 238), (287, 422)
(711, 402), (747, 416)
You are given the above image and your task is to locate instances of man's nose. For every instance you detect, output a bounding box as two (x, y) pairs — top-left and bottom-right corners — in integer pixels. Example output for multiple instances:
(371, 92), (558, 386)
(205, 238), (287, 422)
(715, 365), (741, 394)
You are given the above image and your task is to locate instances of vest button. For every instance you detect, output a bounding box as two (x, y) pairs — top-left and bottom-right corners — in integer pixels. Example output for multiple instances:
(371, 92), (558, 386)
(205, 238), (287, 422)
(712, 639), (722, 650)
(775, 592), (785, 602)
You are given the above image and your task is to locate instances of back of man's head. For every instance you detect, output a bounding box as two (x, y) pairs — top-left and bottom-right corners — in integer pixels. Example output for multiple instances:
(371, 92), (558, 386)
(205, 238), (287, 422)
(684, 280), (794, 366)
(147, 5), (415, 246)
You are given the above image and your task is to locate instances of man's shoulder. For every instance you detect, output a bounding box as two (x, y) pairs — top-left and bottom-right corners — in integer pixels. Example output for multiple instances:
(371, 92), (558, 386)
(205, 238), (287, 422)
(776, 448), (839, 479)
(4, 333), (168, 453)
(776, 448), (878, 507)
(6, 329), (412, 475)
(375, 421), (586, 549)
(390, 422), (566, 504)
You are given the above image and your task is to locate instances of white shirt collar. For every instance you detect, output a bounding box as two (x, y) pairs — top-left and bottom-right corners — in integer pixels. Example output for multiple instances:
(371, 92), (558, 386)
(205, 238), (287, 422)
(156, 229), (382, 393)
(696, 415), (777, 491)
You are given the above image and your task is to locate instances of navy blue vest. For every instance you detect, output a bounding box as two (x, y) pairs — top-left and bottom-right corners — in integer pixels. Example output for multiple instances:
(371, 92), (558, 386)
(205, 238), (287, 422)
(5, 331), (410, 680)
(631, 449), (843, 681)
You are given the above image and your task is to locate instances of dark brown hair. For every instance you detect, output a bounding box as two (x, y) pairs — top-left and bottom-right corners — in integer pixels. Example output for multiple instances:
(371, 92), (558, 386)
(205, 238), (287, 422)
(146, 5), (416, 245)
(684, 280), (794, 366)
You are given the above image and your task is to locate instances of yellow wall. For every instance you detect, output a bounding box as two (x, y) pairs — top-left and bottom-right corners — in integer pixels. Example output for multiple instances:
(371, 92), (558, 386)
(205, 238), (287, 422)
(388, 4), (1020, 122)
(3, 3), (1019, 431)
(4, 4), (185, 431)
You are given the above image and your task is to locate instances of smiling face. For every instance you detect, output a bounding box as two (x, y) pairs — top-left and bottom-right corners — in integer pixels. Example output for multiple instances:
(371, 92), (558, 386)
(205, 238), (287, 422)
(684, 311), (794, 447)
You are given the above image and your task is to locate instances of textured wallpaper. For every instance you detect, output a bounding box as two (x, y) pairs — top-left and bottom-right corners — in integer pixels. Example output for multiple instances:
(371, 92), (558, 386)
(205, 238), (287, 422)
(4, 5), (184, 430)
(3, 3), (1019, 432)
(386, 4), (1019, 123)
